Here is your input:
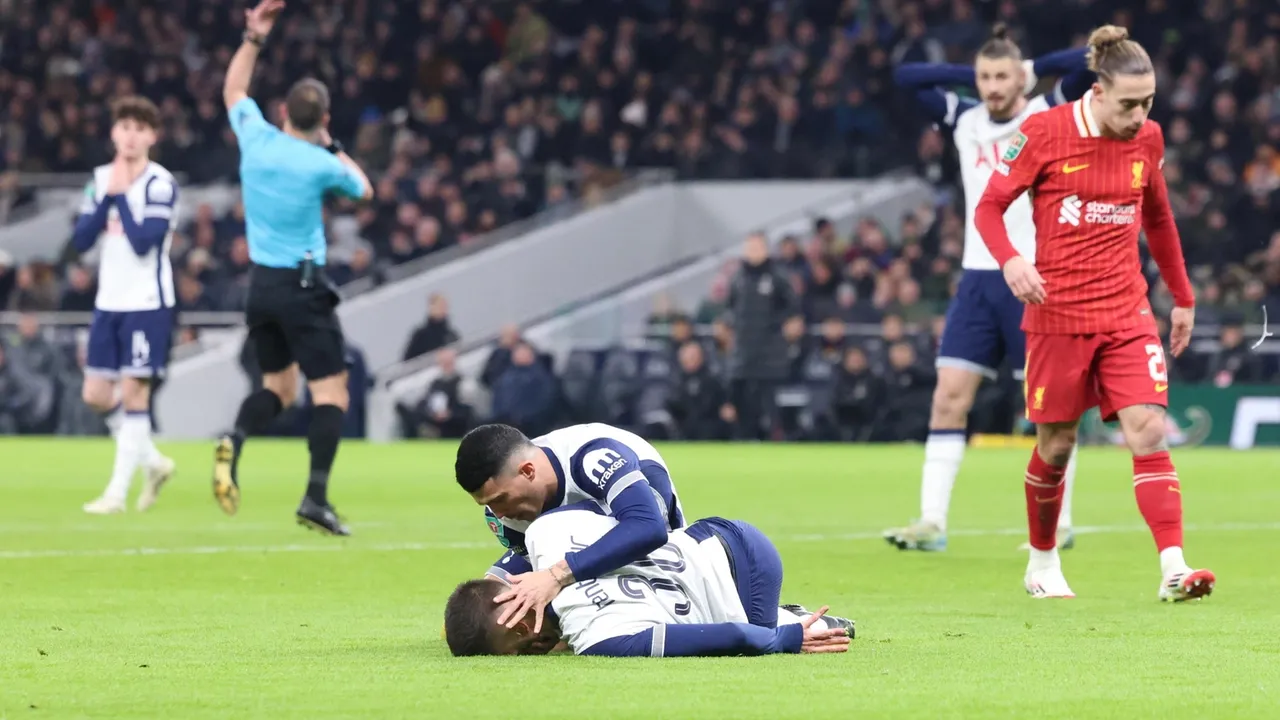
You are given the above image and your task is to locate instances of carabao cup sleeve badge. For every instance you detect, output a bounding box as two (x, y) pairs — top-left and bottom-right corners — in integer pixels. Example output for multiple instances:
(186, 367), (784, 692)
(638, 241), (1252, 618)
(487, 516), (511, 548)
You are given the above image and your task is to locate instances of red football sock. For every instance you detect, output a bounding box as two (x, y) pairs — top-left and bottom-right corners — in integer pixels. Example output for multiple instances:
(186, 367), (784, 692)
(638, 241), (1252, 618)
(1133, 451), (1183, 552)
(1025, 448), (1068, 551)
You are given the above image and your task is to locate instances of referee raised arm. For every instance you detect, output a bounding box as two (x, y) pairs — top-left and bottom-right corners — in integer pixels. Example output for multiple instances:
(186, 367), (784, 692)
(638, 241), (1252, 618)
(213, 0), (372, 536)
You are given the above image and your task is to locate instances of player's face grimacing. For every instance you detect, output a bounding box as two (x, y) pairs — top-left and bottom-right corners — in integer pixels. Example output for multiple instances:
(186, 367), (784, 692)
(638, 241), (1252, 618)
(469, 456), (548, 523)
(1094, 73), (1156, 140)
(111, 118), (157, 161)
(975, 56), (1023, 119)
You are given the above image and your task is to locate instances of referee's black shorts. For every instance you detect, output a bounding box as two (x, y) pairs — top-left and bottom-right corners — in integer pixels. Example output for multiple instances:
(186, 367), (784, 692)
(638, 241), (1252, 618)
(245, 263), (346, 381)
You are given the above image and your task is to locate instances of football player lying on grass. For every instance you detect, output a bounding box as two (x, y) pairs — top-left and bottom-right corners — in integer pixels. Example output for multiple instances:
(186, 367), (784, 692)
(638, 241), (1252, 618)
(444, 505), (854, 657)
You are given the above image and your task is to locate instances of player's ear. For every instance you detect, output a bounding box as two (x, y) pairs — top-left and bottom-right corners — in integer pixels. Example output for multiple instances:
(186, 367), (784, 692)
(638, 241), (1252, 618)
(519, 460), (536, 481)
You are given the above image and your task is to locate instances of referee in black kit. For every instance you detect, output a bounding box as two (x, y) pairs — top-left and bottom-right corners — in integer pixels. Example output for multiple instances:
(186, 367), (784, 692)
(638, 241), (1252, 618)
(213, 0), (373, 536)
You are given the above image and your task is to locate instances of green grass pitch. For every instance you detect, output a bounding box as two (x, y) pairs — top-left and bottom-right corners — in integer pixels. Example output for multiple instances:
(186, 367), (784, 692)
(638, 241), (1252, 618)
(2, 438), (1279, 719)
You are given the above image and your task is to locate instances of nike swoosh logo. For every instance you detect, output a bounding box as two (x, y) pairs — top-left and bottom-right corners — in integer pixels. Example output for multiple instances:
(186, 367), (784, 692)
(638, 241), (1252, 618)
(1155, 383), (1168, 392)
(1168, 486), (1181, 494)
(1062, 163), (1090, 174)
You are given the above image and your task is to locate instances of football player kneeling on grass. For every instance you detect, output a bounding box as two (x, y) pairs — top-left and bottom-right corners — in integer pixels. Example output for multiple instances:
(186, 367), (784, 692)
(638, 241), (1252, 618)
(444, 504), (854, 657)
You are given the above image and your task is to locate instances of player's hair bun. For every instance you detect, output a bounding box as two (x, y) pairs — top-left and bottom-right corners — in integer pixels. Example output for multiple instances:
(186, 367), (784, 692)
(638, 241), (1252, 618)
(990, 22), (1010, 41)
(1089, 25), (1129, 48)
(1085, 25), (1149, 76)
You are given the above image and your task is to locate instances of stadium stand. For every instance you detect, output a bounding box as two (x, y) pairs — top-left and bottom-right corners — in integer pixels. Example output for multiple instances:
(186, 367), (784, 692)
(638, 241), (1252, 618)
(0, 0), (1275, 438)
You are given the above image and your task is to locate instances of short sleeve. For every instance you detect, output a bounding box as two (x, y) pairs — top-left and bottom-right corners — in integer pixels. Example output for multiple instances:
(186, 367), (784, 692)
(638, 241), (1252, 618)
(229, 97), (271, 147)
(570, 439), (647, 508)
(328, 156), (366, 199)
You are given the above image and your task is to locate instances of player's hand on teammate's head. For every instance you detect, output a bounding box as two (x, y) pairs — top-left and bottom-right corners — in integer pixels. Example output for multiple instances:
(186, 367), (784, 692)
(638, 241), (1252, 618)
(1002, 256), (1047, 305)
(246, 0), (285, 36)
(1169, 306), (1195, 357)
(799, 606), (851, 654)
(493, 569), (562, 633)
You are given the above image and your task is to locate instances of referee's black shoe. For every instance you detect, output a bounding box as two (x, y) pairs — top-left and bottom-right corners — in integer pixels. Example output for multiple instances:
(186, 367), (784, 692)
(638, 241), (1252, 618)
(296, 496), (350, 537)
(212, 434), (241, 516)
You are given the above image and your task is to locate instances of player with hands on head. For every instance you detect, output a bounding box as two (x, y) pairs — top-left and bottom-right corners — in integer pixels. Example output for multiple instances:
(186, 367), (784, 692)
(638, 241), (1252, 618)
(885, 26), (1094, 553)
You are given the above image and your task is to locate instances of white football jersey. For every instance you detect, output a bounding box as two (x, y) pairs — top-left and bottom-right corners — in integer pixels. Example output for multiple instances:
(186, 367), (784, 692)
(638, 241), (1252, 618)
(80, 162), (179, 311)
(950, 94), (1050, 270)
(526, 509), (745, 654)
(485, 423), (685, 573)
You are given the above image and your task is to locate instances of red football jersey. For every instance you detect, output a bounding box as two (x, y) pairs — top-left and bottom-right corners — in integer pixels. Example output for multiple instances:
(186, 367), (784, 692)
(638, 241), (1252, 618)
(975, 91), (1195, 335)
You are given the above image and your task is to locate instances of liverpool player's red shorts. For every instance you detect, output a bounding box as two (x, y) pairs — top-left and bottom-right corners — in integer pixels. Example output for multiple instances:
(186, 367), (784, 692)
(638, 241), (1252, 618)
(1024, 325), (1170, 425)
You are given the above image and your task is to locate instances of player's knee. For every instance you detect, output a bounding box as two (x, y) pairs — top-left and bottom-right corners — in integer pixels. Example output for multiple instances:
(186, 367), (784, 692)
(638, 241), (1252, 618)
(262, 369), (299, 408)
(1121, 407), (1168, 456)
(119, 377), (152, 412)
(310, 374), (349, 412)
(1036, 427), (1077, 466)
(81, 379), (115, 412)
(930, 381), (975, 427)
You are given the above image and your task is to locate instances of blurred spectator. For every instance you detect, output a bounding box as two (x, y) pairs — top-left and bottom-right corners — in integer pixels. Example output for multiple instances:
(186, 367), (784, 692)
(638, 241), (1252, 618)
(666, 341), (732, 441)
(396, 347), (474, 439)
(832, 347), (885, 442)
(58, 265), (96, 311)
(0, 342), (48, 434)
(8, 314), (60, 378)
(480, 323), (522, 388)
(490, 341), (555, 437)
(875, 341), (935, 442)
(1205, 318), (1267, 387)
(725, 232), (801, 440)
(403, 293), (460, 362)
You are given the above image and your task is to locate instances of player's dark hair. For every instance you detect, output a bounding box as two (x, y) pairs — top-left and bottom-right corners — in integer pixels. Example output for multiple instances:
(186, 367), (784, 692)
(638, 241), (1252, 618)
(285, 78), (330, 133)
(454, 424), (533, 493)
(443, 579), (504, 656)
(110, 95), (160, 129)
(977, 23), (1022, 62)
(1087, 25), (1153, 83)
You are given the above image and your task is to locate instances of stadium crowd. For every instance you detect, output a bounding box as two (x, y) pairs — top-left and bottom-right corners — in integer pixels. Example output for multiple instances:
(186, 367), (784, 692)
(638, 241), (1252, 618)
(0, 0), (1276, 437)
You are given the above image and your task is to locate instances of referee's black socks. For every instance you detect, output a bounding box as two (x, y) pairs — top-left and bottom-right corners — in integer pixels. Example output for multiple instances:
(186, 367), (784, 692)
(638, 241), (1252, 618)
(233, 388), (284, 445)
(306, 404), (345, 506)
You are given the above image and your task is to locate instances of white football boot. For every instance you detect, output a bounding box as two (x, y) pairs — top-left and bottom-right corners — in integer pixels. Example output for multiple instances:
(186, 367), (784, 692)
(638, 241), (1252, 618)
(137, 455), (176, 512)
(83, 496), (126, 515)
(1024, 548), (1076, 598)
(1158, 568), (1216, 602)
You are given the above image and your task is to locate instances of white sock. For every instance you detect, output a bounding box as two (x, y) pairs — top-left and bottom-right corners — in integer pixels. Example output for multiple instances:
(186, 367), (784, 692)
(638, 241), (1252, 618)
(776, 608), (805, 625)
(920, 430), (966, 530)
(102, 413), (150, 503)
(1059, 443), (1078, 529)
(104, 404), (125, 438)
(141, 424), (162, 467)
(776, 607), (831, 630)
(1159, 547), (1188, 578)
(1028, 547), (1060, 573)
